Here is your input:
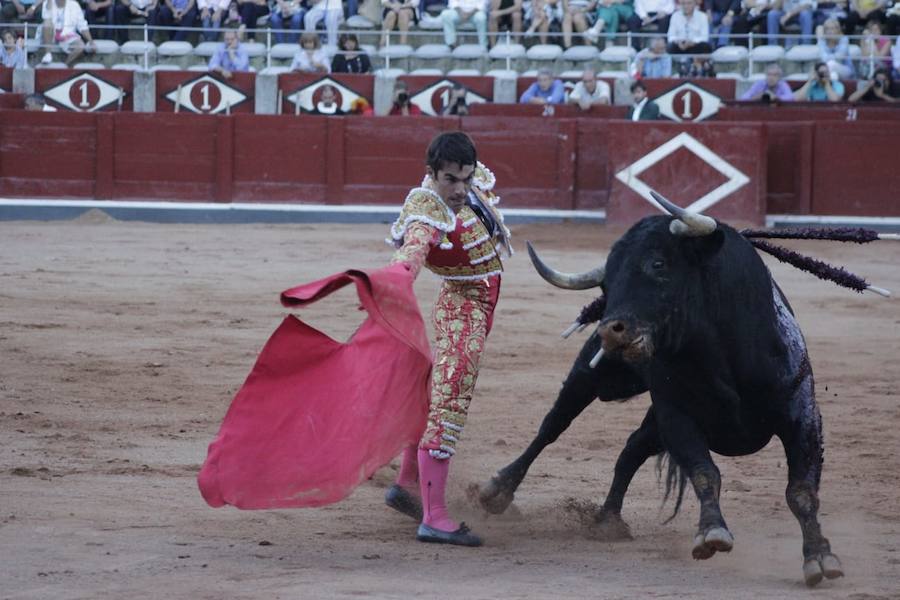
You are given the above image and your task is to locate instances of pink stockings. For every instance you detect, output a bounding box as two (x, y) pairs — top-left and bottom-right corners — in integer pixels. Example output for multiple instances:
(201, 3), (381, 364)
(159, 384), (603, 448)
(394, 445), (458, 532)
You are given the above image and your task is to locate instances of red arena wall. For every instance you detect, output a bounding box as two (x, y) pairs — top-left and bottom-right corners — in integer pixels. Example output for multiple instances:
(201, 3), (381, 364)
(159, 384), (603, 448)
(1, 109), (900, 220)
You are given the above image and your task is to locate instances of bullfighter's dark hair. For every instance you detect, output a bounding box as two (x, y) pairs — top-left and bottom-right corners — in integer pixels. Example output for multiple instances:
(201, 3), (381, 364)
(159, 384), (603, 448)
(426, 132), (477, 174)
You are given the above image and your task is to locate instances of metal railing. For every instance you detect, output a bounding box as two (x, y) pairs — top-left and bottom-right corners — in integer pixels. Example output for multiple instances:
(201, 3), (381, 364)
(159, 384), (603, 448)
(2, 19), (892, 78)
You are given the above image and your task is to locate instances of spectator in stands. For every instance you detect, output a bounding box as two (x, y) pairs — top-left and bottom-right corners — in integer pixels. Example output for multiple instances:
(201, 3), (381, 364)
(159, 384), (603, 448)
(562, 0), (597, 48)
(235, 0), (268, 40)
(269, 0), (305, 43)
(441, 0), (488, 48)
(740, 63), (795, 100)
(848, 66), (899, 99)
(40, 0), (97, 65)
(767, 0), (814, 46)
(844, 0), (888, 35)
(114, 0), (160, 45)
(380, 0), (419, 46)
(316, 84), (345, 113)
(626, 80), (660, 118)
(524, 0), (561, 44)
(488, 0), (523, 47)
(667, 0), (711, 53)
(817, 17), (854, 78)
(291, 31), (330, 71)
(198, 0), (229, 41)
(158, 0), (199, 41)
(626, 0), (674, 49)
(24, 93), (57, 110)
(794, 61), (845, 99)
(585, 0), (635, 45)
(567, 68), (611, 109)
(83, 0), (115, 39)
(3, 0), (41, 23)
(731, 0), (773, 47)
(331, 32), (371, 72)
(305, 0), (343, 48)
(814, 0), (847, 29)
(892, 34), (900, 77)
(1, 29), (26, 68)
(389, 79), (423, 115)
(441, 82), (470, 114)
(631, 35), (673, 76)
(519, 68), (566, 104)
(706, 0), (740, 47)
(209, 28), (249, 77)
(857, 18), (892, 78)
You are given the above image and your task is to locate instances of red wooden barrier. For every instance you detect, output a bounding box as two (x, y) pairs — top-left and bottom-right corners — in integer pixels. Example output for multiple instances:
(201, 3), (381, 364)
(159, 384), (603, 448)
(606, 121), (767, 225)
(0, 93), (24, 110)
(810, 121), (900, 216)
(0, 110), (97, 197)
(2, 111), (899, 219)
(0, 67), (12, 92)
(35, 68), (134, 112)
(156, 71), (255, 114)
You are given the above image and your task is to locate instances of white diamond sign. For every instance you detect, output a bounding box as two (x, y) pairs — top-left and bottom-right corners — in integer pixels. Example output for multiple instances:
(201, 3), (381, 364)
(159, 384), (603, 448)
(164, 75), (248, 114)
(43, 73), (125, 112)
(614, 132), (750, 214)
(286, 76), (364, 114)
(410, 78), (488, 116)
(654, 82), (722, 123)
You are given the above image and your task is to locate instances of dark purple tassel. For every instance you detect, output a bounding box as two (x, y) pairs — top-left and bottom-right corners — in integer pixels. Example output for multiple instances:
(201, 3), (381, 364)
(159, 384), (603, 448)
(576, 295), (606, 325)
(741, 227), (881, 244)
(750, 240), (870, 293)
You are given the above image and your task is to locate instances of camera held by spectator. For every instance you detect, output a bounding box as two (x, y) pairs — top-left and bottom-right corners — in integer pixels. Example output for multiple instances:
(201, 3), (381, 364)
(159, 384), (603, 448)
(389, 80), (422, 116)
(442, 83), (470, 116)
(848, 68), (899, 103)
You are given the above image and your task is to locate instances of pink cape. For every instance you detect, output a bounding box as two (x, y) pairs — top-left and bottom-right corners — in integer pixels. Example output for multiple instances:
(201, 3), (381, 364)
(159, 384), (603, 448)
(197, 264), (431, 509)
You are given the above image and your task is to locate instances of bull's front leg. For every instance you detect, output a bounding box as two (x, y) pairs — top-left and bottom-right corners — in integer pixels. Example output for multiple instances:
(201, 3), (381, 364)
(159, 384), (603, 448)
(594, 407), (663, 539)
(653, 401), (734, 560)
(479, 335), (646, 514)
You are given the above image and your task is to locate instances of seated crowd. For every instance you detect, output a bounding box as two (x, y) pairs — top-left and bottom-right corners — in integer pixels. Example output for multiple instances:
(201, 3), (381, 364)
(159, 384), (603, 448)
(1, 0), (900, 103)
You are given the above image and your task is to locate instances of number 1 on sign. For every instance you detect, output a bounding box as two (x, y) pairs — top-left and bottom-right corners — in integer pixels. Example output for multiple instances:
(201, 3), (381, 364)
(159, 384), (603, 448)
(78, 81), (90, 108)
(681, 91), (693, 119)
(200, 84), (211, 111)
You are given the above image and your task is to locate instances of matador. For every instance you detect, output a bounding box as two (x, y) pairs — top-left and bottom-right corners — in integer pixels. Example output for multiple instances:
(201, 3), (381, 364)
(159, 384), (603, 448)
(384, 132), (512, 547)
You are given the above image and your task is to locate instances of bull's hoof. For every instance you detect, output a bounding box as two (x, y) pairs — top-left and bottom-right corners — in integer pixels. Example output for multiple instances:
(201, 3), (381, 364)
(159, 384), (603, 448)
(476, 477), (516, 515)
(691, 527), (734, 560)
(803, 553), (844, 587)
(591, 509), (633, 541)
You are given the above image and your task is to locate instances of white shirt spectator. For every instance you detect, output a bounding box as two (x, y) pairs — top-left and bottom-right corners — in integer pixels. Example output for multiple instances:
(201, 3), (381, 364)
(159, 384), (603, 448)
(197, 0), (230, 11)
(449, 0), (486, 11)
(634, 0), (675, 20)
(667, 6), (709, 44)
(893, 36), (900, 72)
(569, 80), (611, 104)
(43, 0), (89, 41)
(291, 48), (331, 72)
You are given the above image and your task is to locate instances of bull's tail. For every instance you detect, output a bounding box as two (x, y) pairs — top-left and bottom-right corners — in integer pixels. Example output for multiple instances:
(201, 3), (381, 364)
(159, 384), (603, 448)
(656, 452), (688, 524)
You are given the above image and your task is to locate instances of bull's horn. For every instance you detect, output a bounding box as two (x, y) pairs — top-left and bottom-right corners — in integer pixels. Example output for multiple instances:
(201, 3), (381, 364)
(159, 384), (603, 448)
(650, 190), (717, 237)
(527, 241), (604, 290)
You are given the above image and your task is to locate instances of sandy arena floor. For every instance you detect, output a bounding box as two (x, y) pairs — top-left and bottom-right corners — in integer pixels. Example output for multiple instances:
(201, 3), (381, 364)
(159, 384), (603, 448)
(1, 214), (899, 600)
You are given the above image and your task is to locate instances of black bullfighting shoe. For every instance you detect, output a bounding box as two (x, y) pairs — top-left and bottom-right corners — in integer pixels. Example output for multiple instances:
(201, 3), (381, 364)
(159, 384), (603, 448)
(416, 522), (483, 547)
(384, 484), (423, 521)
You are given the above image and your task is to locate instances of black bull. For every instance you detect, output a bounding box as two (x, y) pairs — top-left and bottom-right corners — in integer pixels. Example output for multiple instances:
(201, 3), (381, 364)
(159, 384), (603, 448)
(477, 205), (844, 587)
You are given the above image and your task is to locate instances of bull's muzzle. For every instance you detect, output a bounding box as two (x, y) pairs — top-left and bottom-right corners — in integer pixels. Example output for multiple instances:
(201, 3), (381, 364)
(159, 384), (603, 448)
(597, 316), (652, 363)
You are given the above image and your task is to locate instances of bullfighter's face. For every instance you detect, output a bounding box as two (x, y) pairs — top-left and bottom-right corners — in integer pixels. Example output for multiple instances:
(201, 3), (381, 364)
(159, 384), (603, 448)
(428, 162), (475, 214)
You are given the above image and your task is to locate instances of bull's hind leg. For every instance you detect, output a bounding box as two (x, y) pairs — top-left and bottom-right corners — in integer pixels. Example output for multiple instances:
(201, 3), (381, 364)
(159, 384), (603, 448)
(478, 335), (646, 514)
(594, 407), (663, 539)
(779, 403), (843, 587)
